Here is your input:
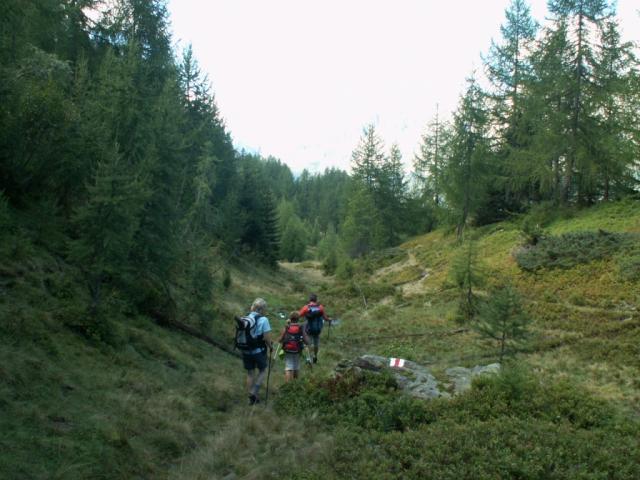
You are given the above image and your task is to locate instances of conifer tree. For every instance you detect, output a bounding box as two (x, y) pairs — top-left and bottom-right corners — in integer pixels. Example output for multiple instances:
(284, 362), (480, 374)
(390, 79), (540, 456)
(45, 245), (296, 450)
(483, 0), (538, 205)
(69, 146), (148, 319)
(278, 199), (308, 261)
(341, 186), (384, 257)
(546, 0), (613, 203)
(414, 107), (449, 206)
(443, 75), (492, 238)
(351, 124), (385, 193)
(484, 0), (538, 141)
(524, 21), (573, 202)
(475, 286), (531, 362)
(449, 239), (486, 324)
(591, 19), (640, 199)
(377, 143), (407, 246)
(259, 189), (281, 267)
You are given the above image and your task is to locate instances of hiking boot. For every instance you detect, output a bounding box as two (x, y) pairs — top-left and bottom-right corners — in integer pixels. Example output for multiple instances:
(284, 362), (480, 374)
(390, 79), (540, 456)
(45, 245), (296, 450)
(248, 394), (258, 405)
(313, 356), (318, 364)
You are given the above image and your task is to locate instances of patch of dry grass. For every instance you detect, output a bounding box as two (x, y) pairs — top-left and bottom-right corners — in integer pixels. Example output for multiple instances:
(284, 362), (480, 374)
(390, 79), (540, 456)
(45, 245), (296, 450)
(168, 405), (334, 480)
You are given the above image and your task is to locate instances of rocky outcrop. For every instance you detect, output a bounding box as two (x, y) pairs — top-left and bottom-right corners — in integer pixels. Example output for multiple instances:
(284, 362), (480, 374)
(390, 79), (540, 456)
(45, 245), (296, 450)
(334, 354), (500, 399)
(445, 364), (501, 394)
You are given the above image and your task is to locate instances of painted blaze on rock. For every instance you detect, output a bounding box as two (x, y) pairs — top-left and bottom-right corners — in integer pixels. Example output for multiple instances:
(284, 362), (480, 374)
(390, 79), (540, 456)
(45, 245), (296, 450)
(334, 354), (500, 400)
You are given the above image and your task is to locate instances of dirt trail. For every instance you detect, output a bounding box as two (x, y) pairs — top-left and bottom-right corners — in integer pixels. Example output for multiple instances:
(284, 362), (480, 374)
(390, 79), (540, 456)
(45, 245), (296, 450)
(373, 251), (418, 279)
(372, 250), (431, 296)
(279, 260), (328, 286)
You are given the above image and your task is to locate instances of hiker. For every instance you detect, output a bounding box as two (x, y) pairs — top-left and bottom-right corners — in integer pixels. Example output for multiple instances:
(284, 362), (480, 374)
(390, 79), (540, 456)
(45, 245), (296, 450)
(299, 293), (331, 364)
(237, 298), (273, 405)
(277, 311), (310, 382)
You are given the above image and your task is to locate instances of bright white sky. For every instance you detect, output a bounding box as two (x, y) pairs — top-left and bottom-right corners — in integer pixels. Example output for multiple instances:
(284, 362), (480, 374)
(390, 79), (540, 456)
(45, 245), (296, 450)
(167, 0), (639, 174)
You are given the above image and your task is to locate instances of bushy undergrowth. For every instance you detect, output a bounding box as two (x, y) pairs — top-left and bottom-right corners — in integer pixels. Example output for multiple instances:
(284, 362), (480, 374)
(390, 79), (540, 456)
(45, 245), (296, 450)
(617, 248), (640, 282)
(275, 365), (640, 479)
(515, 230), (639, 272)
(276, 370), (433, 432)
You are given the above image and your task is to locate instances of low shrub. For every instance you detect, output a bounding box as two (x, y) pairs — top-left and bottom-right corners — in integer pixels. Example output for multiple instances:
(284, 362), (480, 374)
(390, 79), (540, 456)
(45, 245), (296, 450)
(275, 365), (638, 479)
(515, 230), (639, 272)
(441, 365), (615, 429)
(618, 251), (640, 282)
(275, 370), (432, 432)
(335, 257), (355, 280)
(521, 201), (575, 229)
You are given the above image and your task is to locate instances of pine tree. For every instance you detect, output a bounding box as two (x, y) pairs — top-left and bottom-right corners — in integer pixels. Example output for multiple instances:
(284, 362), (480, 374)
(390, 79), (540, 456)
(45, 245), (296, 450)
(341, 186), (384, 257)
(443, 75), (492, 238)
(475, 286), (531, 362)
(351, 124), (385, 193)
(317, 224), (343, 275)
(483, 0), (538, 206)
(524, 21), (573, 202)
(546, 0), (613, 203)
(414, 107), (449, 206)
(377, 143), (407, 245)
(591, 19), (640, 199)
(259, 189), (281, 267)
(449, 239), (486, 324)
(68, 145), (148, 320)
(484, 0), (538, 140)
(278, 199), (308, 261)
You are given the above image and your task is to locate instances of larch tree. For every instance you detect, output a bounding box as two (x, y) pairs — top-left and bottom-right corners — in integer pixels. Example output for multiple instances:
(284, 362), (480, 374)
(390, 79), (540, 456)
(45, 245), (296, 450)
(377, 143), (407, 246)
(483, 0), (538, 205)
(414, 106), (449, 206)
(591, 19), (640, 199)
(443, 75), (493, 238)
(351, 124), (385, 194)
(546, 0), (613, 203)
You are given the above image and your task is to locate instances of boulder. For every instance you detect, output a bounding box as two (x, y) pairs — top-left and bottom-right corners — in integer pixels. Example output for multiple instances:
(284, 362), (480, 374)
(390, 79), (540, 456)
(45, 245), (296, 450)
(335, 355), (500, 400)
(445, 363), (501, 395)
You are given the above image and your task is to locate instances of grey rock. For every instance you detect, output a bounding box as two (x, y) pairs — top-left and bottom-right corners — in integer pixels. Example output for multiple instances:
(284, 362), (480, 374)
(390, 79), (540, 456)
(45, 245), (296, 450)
(335, 355), (500, 400)
(445, 363), (501, 395)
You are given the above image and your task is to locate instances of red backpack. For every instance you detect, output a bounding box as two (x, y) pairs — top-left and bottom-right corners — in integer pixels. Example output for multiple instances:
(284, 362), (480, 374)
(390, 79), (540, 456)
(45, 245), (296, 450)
(282, 323), (304, 353)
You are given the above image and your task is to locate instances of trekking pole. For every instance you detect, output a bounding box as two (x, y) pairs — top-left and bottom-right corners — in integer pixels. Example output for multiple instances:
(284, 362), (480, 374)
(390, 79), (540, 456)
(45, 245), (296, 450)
(327, 318), (332, 341)
(265, 346), (273, 406)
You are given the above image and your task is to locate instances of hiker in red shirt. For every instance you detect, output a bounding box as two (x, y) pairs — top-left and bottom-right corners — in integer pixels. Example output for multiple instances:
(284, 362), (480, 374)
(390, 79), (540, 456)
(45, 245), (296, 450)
(299, 293), (331, 364)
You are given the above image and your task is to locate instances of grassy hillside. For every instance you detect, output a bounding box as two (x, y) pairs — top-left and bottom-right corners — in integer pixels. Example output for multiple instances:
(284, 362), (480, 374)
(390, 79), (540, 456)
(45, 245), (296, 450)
(322, 199), (640, 407)
(0, 242), (326, 479)
(2, 199), (640, 479)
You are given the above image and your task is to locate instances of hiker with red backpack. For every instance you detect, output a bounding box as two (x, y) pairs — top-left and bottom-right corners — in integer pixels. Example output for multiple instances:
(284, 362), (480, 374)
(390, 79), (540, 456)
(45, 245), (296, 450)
(234, 298), (273, 405)
(299, 293), (331, 364)
(276, 311), (310, 382)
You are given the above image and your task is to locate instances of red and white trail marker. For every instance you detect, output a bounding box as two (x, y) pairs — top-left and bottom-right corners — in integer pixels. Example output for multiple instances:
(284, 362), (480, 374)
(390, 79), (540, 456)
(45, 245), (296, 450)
(389, 357), (405, 368)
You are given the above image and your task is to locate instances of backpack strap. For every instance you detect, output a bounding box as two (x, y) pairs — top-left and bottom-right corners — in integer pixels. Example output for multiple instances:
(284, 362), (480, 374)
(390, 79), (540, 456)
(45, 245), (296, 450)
(248, 312), (266, 350)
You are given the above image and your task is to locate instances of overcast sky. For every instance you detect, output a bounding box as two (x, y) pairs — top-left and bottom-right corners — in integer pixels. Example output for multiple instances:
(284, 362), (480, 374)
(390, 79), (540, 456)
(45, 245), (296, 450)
(167, 0), (639, 174)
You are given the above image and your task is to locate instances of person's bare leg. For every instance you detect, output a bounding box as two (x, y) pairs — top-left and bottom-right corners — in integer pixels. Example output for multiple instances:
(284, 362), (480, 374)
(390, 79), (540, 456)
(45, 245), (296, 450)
(253, 368), (267, 396)
(246, 370), (255, 394)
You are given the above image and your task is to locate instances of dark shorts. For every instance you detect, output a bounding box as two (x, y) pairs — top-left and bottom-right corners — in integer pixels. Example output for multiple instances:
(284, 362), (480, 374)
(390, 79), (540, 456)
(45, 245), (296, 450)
(308, 333), (320, 348)
(242, 350), (268, 372)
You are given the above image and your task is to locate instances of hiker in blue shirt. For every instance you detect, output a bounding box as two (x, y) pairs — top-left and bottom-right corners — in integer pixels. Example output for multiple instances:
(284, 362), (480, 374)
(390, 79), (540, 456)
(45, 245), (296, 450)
(242, 298), (273, 405)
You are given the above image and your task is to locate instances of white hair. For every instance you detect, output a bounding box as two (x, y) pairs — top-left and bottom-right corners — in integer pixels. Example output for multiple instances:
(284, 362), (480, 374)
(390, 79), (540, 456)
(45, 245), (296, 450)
(251, 298), (267, 313)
